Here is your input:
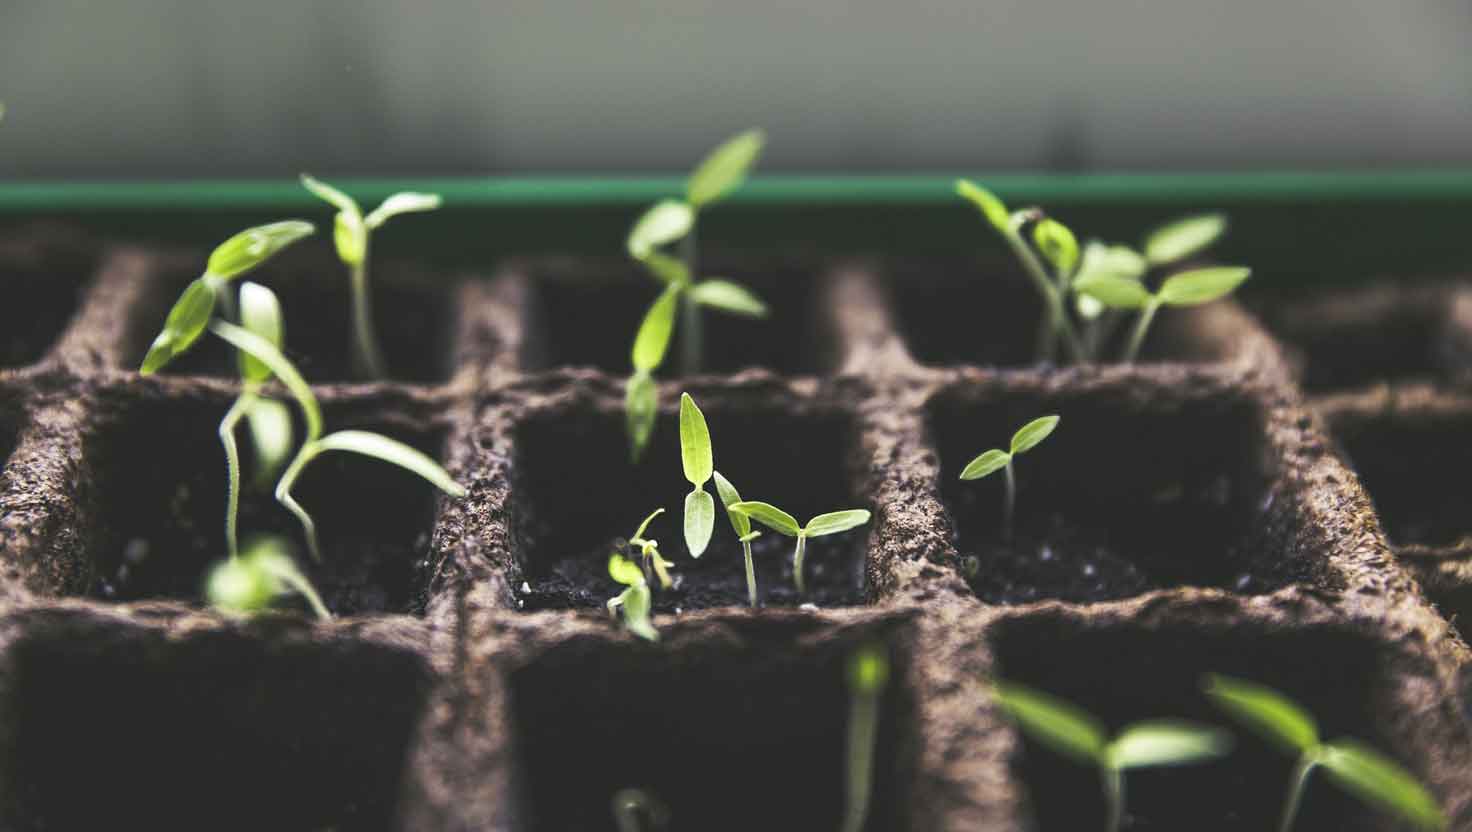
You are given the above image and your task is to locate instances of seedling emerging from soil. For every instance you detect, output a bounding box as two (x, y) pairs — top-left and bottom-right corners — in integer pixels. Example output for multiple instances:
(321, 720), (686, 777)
(1203, 674), (1444, 832)
(607, 554), (658, 641)
(1075, 265), (1251, 364)
(713, 470), (763, 607)
(960, 415), (1059, 542)
(140, 220), (315, 374)
(621, 508), (675, 590)
(611, 788), (670, 832)
(624, 131), (769, 458)
(679, 393), (716, 557)
(991, 679), (1232, 832)
(301, 174), (442, 379)
(843, 642), (891, 832)
(207, 320), (466, 561)
(728, 501), (870, 594)
(207, 534), (330, 621)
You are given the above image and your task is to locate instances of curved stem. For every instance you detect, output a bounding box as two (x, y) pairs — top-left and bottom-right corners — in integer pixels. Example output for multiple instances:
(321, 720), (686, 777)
(842, 685), (880, 832)
(1103, 765), (1125, 832)
(275, 443), (322, 562)
(266, 556), (331, 621)
(1122, 300), (1160, 364)
(1279, 756), (1318, 832)
(218, 391), (257, 560)
(793, 533), (808, 594)
(679, 220), (701, 375)
(743, 539), (757, 607)
(1005, 232), (1084, 363)
(349, 237), (387, 379)
(1002, 461), (1017, 543)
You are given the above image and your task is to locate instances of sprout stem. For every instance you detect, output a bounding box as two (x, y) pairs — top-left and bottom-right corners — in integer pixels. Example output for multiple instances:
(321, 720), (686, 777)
(349, 246), (387, 379)
(264, 554), (332, 621)
(843, 673), (882, 832)
(275, 444), (323, 562)
(218, 392), (256, 560)
(743, 538), (757, 607)
(793, 533), (808, 594)
(1103, 765), (1125, 832)
(679, 223), (702, 376)
(1279, 756), (1318, 832)
(1004, 232), (1083, 364)
(1003, 460), (1017, 543)
(1123, 300), (1161, 364)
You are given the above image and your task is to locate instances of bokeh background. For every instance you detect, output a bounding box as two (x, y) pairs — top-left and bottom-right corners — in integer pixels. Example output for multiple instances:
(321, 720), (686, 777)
(2, 0), (1471, 179)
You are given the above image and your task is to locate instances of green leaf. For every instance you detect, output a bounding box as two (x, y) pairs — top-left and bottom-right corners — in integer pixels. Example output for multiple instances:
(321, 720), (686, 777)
(955, 179), (1010, 233)
(300, 174), (360, 216)
(1033, 218), (1079, 275)
(206, 550), (278, 614)
(140, 276), (219, 374)
(1320, 741), (1444, 831)
(959, 449), (1010, 481)
(1202, 674), (1318, 754)
(712, 470), (750, 536)
(990, 681), (1107, 765)
(1144, 213), (1227, 266)
(641, 250), (691, 285)
(332, 211), (366, 266)
(679, 392), (713, 486)
(687, 129), (765, 207)
(1108, 720), (1233, 770)
(245, 397), (294, 486)
(1075, 273), (1153, 310)
(608, 553), (645, 587)
(688, 280), (768, 317)
(1077, 241), (1148, 284)
(1010, 415), (1060, 455)
(729, 501), (802, 537)
(620, 582), (658, 641)
(365, 191), (442, 229)
(847, 643), (891, 695)
(237, 281), (284, 383)
(625, 371), (659, 460)
(627, 199), (695, 259)
(804, 509), (871, 537)
(1075, 292), (1105, 321)
(1157, 266), (1251, 306)
(311, 430), (466, 498)
(631, 285), (681, 372)
(632, 507), (665, 541)
(205, 220), (315, 281)
(208, 320), (322, 442)
(684, 489), (715, 557)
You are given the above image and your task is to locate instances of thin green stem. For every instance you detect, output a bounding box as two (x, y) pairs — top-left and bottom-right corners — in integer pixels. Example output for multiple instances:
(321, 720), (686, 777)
(1003, 460), (1016, 543)
(1123, 300), (1161, 364)
(1004, 232), (1084, 363)
(1279, 756), (1318, 832)
(349, 237), (387, 379)
(275, 443), (322, 562)
(794, 533), (808, 594)
(1103, 765), (1125, 832)
(842, 685), (880, 832)
(743, 539), (757, 607)
(218, 391), (256, 559)
(269, 558), (331, 621)
(679, 219), (701, 376)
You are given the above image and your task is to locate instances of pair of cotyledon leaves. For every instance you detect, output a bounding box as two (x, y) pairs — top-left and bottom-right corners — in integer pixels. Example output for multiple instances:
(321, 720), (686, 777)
(299, 174), (441, 268)
(959, 415), (1060, 481)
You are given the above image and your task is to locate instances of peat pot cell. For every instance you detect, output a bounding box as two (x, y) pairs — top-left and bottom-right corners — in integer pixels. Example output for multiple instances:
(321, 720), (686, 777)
(507, 622), (915, 832)
(525, 261), (821, 375)
(85, 396), (447, 615)
(1329, 410), (1472, 549)
(992, 615), (1413, 832)
(1250, 282), (1472, 393)
(929, 387), (1306, 604)
(513, 401), (868, 611)
(0, 620), (431, 831)
(0, 231), (96, 368)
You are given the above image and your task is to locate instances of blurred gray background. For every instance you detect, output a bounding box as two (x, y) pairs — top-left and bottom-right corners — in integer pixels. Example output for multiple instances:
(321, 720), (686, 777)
(1, 0), (1470, 179)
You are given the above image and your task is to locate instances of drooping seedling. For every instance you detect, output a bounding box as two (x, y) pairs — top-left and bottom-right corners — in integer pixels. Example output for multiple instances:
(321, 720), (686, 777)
(620, 508), (675, 590)
(679, 393), (716, 557)
(728, 501), (870, 594)
(611, 788), (670, 832)
(301, 174), (442, 379)
(843, 642), (891, 832)
(607, 553), (658, 642)
(1203, 674), (1444, 832)
(1075, 265), (1251, 364)
(207, 534), (330, 621)
(991, 679), (1232, 832)
(960, 415), (1059, 542)
(713, 471), (762, 607)
(624, 131), (770, 459)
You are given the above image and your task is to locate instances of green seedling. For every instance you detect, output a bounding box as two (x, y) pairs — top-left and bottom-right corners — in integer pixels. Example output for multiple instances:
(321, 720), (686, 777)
(713, 471), (762, 607)
(678, 393), (716, 557)
(1203, 674), (1444, 832)
(607, 553), (658, 641)
(207, 320), (466, 561)
(728, 501), (870, 594)
(301, 175), (442, 379)
(960, 415), (1060, 542)
(1075, 265), (1251, 364)
(611, 788), (670, 832)
(207, 534), (330, 621)
(624, 131), (769, 459)
(621, 508), (675, 590)
(991, 679), (1232, 832)
(843, 642), (891, 832)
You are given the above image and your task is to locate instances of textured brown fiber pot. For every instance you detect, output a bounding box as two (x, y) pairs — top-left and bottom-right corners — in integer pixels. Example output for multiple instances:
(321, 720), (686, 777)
(0, 225), (1469, 831)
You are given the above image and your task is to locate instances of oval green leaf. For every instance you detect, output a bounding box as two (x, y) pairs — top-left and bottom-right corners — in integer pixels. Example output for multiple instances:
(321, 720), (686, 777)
(365, 191), (442, 229)
(687, 129), (765, 207)
(627, 199), (694, 259)
(729, 501), (801, 537)
(631, 285), (681, 372)
(237, 281), (284, 383)
(688, 279), (768, 317)
(1320, 741), (1444, 831)
(1075, 273), (1152, 310)
(991, 681), (1107, 765)
(625, 371), (659, 460)
(959, 448), (1010, 481)
(1158, 266), (1251, 307)
(1077, 241), (1148, 284)
(712, 470), (750, 536)
(1010, 415), (1060, 455)
(679, 392), (713, 486)
(684, 488), (716, 557)
(313, 429), (466, 498)
(804, 509), (871, 537)
(608, 553), (645, 586)
(955, 179), (1010, 233)
(1202, 674), (1318, 754)
(300, 174), (359, 216)
(205, 220), (315, 281)
(1033, 218), (1079, 276)
(140, 276), (219, 374)
(621, 582), (659, 641)
(1108, 720), (1233, 770)
(1144, 213), (1227, 266)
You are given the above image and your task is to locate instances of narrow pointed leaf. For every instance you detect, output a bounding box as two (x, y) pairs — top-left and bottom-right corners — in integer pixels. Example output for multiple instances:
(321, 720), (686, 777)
(1010, 415), (1060, 455)
(631, 285), (680, 372)
(205, 220), (315, 280)
(300, 174), (359, 216)
(625, 371), (658, 460)
(608, 554), (645, 587)
(245, 398), (294, 485)
(1202, 674), (1318, 754)
(237, 281), (284, 383)
(729, 501), (801, 537)
(1108, 720), (1233, 770)
(687, 129), (765, 207)
(679, 392), (713, 486)
(960, 449), (1010, 480)
(1144, 213), (1227, 265)
(208, 320), (322, 442)
(955, 179), (1010, 233)
(312, 430), (466, 498)
(804, 509), (871, 537)
(140, 277), (218, 374)
(1075, 273), (1153, 310)
(684, 489), (715, 557)
(688, 280), (768, 317)
(990, 681), (1107, 765)
(627, 199), (694, 259)
(1033, 218), (1079, 275)
(712, 470), (750, 536)
(1158, 266), (1251, 306)
(365, 192), (442, 229)
(1320, 741), (1444, 831)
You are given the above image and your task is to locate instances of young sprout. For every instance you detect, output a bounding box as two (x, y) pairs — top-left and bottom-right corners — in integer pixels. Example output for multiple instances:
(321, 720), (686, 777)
(622, 508), (675, 590)
(207, 534), (330, 621)
(1075, 266), (1251, 364)
(991, 679), (1232, 832)
(713, 471), (762, 607)
(728, 501), (870, 594)
(843, 642), (891, 832)
(611, 788), (670, 832)
(140, 220), (315, 374)
(301, 175), (442, 379)
(1203, 674), (1444, 832)
(679, 393), (715, 557)
(207, 320), (466, 562)
(959, 415), (1059, 543)
(624, 130), (770, 458)
(607, 554), (658, 642)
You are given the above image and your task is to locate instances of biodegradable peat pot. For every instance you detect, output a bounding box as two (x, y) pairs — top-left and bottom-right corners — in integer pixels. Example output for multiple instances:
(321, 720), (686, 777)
(0, 218), (1469, 832)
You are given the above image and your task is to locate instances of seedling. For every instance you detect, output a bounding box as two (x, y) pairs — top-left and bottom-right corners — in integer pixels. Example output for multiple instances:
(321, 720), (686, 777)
(959, 415), (1059, 542)
(607, 553), (658, 641)
(301, 174), (442, 378)
(1203, 674), (1444, 832)
(206, 534), (330, 621)
(728, 501), (870, 594)
(1075, 265), (1251, 363)
(611, 788), (670, 832)
(624, 130), (770, 459)
(843, 642), (891, 832)
(620, 508), (675, 590)
(678, 393), (716, 557)
(990, 679), (1232, 832)
(713, 470), (762, 607)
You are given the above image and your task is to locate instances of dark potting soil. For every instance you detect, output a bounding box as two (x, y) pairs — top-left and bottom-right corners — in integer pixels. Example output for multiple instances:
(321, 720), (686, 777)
(0, 229), (95, 368)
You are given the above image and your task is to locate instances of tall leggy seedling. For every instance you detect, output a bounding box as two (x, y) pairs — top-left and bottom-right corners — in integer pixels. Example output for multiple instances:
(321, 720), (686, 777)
(301, 174), (442, 379)
(960, 415), (1059, 542)
(1203, 674), (1444, 832)
(991, 680), (1232, 832)
(729, 501), (870, 594)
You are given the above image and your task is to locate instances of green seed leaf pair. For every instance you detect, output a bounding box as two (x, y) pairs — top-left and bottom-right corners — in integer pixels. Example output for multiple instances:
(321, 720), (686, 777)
(960, 415), (1059, 481)
(1076, 266), (1251, 311)
(301, 174), (441, 266)
(680, 393), (715, 557)
(625, 129), (765, 259)
(728, 499), (871, 593)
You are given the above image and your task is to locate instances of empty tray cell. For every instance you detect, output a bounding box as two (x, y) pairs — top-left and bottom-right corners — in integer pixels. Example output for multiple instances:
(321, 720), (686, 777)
(0, 227), (97, 368)
(523, 258), (822, 376)
(83, 392), (449, 615)
(990, 612), (1430, 832)
(0, 613), (432, 831)
(512, 394), (869, 611)
(507, 617), (916, 831)
(1250, 281), (1472, 392)
(928, 380), (1315, 604)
